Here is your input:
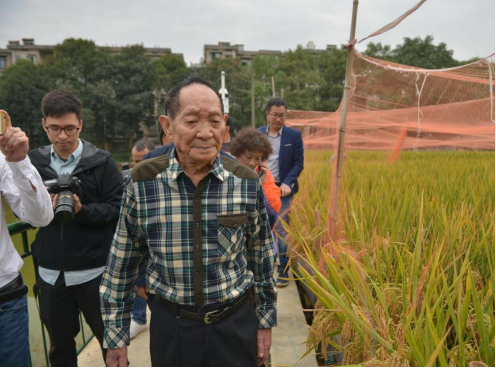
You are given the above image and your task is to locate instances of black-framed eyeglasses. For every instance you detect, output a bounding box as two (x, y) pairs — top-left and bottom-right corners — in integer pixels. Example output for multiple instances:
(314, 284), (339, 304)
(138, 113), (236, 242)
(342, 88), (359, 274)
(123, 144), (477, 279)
(46, 126), (80, 136)
(268, 113), (287, 120)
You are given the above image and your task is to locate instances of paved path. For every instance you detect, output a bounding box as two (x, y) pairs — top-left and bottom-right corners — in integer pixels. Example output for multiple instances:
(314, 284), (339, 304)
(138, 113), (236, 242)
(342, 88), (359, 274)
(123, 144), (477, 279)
(79, 279), (318, 367)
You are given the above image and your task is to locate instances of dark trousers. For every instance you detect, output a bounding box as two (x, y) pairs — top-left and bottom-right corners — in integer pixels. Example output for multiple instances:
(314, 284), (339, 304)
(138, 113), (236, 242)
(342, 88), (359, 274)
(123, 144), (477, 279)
(150, 296), (258, 367)
(38, 273), (107, 367)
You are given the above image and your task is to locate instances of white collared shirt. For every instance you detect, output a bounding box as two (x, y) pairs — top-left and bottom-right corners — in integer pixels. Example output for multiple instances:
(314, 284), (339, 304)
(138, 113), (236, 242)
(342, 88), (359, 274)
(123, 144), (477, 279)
(0, 153), (54, 288)
(266, 125), (283, 183)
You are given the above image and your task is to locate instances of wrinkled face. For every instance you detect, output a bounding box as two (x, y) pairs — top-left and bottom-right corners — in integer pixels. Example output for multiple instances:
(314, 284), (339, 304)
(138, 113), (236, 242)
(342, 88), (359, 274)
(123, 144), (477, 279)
(236, 149), (264, 170)
(266, 105), (287, 132)
(163, 84), (226, 166)
(132, 147), (150, 164)
(43, 113), (82, 156)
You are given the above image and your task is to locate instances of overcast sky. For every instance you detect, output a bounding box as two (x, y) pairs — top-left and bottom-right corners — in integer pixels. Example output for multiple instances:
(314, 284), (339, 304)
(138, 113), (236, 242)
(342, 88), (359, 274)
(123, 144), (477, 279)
(0, 0), (494, 65)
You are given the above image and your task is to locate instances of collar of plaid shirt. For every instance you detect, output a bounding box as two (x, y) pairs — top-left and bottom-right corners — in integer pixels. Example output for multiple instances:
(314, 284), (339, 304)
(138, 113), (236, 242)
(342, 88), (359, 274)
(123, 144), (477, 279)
(100, 150), (277, 349)
(169, 150), (225, 182)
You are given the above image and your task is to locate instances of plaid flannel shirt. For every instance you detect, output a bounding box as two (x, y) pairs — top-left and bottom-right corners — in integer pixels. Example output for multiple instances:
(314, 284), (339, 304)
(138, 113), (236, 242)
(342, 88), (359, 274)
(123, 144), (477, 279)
(100, 151), (277, 349)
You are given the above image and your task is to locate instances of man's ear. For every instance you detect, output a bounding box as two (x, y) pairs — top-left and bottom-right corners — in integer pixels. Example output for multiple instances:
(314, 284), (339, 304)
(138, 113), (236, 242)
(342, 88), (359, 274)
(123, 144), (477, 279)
(159, 115), (172, 137)
(42, 118), (47, 131)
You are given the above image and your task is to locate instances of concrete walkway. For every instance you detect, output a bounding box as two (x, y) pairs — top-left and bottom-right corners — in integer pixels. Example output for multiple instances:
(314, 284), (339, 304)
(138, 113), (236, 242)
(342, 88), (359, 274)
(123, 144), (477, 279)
(79, 279), (318, 367)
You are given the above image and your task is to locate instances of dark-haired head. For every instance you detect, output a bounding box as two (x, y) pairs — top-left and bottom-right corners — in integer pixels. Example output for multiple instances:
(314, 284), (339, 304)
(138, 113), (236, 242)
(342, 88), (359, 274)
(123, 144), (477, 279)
(266, 97), (287, 112)
(42, 90), (82, 121)
(266, 97), (288, 133)
(133, 139), (155, 152)
(158, 77), (227, 168)
(230, 128), (273, 170)
(164, 77), (224, 120)
(41, 90), (83, 159)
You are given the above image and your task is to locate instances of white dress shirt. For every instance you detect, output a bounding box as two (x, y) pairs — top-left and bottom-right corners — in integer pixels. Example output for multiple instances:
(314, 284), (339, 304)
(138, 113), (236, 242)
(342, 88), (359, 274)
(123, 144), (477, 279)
(0, 153), (53, 288)
(266, 125), (283, 183)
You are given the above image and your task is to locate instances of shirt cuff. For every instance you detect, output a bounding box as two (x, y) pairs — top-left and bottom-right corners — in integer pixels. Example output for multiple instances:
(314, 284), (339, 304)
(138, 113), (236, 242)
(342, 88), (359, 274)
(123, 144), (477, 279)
(256, 306), (277, 328)
(5, 155), (41, 193)
(103, 326), (131, 349)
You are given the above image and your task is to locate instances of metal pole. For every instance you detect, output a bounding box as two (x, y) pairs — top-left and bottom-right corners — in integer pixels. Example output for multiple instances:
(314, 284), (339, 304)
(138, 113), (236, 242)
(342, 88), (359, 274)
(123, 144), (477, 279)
(251, 63), (256, 128)
(219, 71), (229, 114)
(329, 0), (359, 240)
(271, 76), (276, 97)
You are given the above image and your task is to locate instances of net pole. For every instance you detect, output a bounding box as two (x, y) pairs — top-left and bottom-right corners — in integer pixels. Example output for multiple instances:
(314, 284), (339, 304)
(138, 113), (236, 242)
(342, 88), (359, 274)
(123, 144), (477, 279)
(251, 62), (256, 128)
(329, 0), (359, 240)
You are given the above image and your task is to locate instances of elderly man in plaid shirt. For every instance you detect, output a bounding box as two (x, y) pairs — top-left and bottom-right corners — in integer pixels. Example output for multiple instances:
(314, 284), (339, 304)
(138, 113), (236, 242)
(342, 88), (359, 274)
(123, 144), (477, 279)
(100, 77), (277, 367)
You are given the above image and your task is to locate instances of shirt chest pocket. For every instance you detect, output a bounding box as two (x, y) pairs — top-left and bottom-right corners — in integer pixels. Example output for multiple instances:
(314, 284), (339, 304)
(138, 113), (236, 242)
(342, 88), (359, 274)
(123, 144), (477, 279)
(217, 213), (248, 257)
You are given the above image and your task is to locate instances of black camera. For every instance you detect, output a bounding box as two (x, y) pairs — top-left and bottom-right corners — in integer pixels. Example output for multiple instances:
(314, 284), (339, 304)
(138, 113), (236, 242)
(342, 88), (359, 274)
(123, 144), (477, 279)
(44, 174), (84, 224)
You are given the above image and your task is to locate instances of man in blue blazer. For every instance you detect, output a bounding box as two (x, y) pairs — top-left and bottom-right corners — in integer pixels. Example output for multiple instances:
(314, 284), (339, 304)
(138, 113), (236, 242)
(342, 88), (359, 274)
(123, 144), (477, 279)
(257, 98), (304, 287)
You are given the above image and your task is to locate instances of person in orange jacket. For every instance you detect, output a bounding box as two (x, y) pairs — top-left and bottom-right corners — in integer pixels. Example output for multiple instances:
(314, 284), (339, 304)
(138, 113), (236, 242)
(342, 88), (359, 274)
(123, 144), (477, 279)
(230, 128), (281, 216)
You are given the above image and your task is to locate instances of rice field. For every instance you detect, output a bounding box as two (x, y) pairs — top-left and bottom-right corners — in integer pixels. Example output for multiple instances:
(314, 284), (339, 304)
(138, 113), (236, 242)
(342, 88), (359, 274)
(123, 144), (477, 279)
(287, 151), (495, 367)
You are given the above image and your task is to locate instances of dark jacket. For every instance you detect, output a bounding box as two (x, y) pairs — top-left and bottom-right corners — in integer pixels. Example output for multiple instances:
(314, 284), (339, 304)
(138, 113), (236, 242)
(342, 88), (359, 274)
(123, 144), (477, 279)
(257, 125), (304, 196)
(28, 140), (123, 271)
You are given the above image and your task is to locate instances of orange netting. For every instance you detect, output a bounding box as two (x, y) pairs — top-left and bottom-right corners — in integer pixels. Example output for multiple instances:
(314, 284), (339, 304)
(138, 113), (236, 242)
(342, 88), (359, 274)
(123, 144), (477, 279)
(287, 51), (495, 151)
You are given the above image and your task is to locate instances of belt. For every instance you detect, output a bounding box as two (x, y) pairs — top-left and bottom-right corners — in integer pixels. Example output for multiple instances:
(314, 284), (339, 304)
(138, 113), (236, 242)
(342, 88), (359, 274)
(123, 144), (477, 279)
(0, 274), (28, 304)
(156, 293), (249, 324)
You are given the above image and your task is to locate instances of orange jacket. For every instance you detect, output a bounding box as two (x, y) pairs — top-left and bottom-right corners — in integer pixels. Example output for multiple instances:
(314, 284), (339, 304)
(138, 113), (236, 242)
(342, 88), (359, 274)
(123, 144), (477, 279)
(260, 168), (281, 214)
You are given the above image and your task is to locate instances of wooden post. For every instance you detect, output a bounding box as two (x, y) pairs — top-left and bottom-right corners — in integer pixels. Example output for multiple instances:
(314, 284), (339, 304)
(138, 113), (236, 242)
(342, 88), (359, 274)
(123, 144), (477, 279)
(251, 63), (256, 128)
(281, 88), (284, 98)
(329, 0), (359, 240)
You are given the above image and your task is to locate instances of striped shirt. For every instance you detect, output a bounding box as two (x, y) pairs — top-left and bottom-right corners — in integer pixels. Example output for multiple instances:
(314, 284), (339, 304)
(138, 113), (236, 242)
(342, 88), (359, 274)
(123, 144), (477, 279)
(100, 150), (277, 349)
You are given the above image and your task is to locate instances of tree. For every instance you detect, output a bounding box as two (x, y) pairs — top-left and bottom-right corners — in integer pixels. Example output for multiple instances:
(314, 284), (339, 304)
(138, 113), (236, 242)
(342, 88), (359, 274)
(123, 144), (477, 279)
(0, 60), (56, 145)
(190, 58), (252, 130)
(153, 54), (188, 92)
(364, 36), (459, 69)
(111, 46), (155, 150)
(363, 42), (394, 60)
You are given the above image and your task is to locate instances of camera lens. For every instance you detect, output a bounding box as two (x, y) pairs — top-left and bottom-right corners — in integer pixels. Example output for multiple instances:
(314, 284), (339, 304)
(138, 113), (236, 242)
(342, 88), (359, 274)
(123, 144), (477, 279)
(54, 190), (76, 224)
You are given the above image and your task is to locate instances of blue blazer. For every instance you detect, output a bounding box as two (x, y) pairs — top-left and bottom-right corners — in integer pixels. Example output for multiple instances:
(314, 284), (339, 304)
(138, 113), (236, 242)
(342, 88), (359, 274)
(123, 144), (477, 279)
(257, 125), (304, 196)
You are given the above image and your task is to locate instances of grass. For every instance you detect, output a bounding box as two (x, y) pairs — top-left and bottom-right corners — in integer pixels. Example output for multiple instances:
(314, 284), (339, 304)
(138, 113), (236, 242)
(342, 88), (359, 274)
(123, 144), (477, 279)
(286, 151), (495, 367)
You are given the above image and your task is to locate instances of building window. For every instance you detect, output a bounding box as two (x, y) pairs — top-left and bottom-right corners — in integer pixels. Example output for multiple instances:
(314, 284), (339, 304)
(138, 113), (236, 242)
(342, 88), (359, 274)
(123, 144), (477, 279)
(210, 52), (221, 61)
(27, 55), (37, 63)
(0, 57), (5, 69)
(16, 55), (21, 61)
(241, 58), (252, 66)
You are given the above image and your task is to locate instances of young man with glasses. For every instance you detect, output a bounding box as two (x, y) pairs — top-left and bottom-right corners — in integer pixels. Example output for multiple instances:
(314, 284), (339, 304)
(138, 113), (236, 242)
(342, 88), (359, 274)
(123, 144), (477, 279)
(28, 90), (123, 366)
(258, 98), (304, 287)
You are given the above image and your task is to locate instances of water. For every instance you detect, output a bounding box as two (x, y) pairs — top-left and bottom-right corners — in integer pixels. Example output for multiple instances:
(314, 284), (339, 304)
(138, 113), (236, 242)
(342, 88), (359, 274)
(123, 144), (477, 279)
(5, 202), (93, 366)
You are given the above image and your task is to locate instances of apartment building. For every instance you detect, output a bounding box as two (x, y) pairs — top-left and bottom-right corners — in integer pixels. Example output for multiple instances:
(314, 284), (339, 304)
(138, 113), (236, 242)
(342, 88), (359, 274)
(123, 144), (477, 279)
(204, 41), (338, 65)
(0, 38), (183, 74)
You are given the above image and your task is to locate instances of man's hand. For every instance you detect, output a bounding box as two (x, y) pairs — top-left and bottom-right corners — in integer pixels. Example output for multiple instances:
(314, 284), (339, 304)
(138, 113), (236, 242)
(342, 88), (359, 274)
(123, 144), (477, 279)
(73, 194), (82, 214)
(136, 286), (149, 300)
(0, 110), (29, 162)
(50, 193), (82, 213)
(106, 347), (128, 367)
(280, 183), (291, 197)
(257, 328), (272, 366)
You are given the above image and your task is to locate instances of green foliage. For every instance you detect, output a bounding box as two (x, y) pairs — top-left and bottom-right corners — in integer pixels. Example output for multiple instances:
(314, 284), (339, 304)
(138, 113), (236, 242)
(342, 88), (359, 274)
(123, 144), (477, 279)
(153, 54), (189, 92)
(289, 151), (495, 367)
(0, 60), (55, 143)
(0, 36), (476, 146)
(364, 36), (460, 69)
